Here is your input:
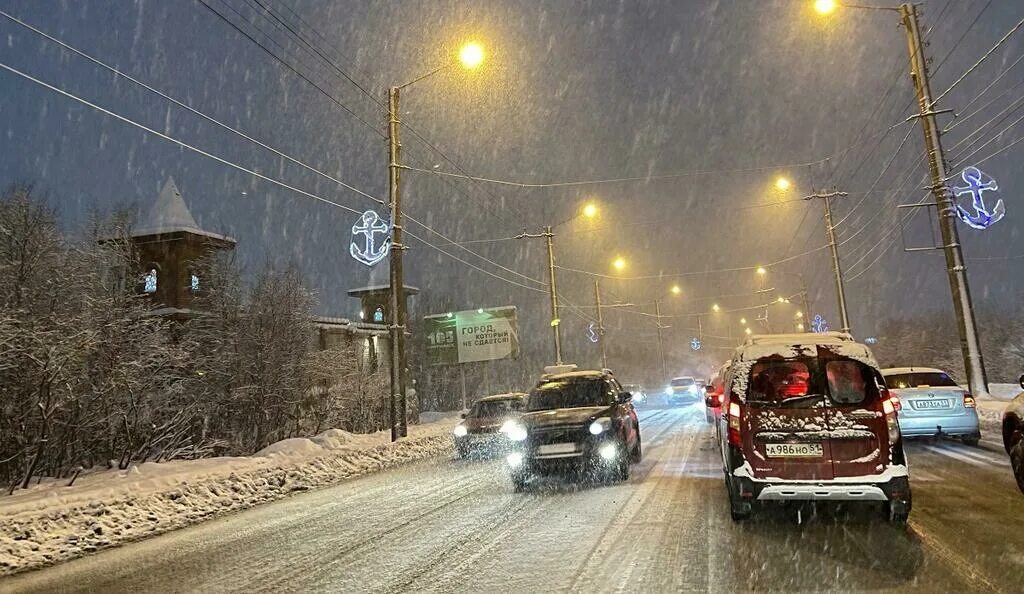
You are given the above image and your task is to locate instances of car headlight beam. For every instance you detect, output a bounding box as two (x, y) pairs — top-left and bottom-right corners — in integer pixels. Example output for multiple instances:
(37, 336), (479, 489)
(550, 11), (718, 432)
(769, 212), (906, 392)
(598, 443), (617, 460)
(453, 424), (468, 438)
(499, 420), (528, 442)
(589, 418), (611, 435)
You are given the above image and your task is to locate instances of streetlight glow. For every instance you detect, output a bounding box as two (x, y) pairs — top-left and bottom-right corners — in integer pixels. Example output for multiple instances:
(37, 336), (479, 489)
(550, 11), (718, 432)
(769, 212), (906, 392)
(582, 202), (599, 218)
(458, 42), (485, 69)
(796, 311), (803, 318)
(797, 323), (806, 331)
(740, 317), (747, 325)
(712, 304), (720, 313)
(774, 177), (792, 191)
(671, 285), (681, 295)
(814, 0), (838, 15)
(745, 327), (753, 335)
(756, 266), (768, 276)
(612, 256), (627, 271)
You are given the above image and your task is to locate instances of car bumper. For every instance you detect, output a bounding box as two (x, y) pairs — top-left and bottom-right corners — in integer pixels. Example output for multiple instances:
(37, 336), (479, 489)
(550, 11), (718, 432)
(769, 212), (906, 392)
(734, 474), (911, 504)
(454, 433), (511, 454)
(898, 411), (980, 437)
(508, 436), (623, 475)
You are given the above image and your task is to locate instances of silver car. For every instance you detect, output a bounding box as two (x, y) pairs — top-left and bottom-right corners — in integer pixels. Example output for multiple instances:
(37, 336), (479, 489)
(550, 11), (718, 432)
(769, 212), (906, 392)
(882, 367), (980, 445)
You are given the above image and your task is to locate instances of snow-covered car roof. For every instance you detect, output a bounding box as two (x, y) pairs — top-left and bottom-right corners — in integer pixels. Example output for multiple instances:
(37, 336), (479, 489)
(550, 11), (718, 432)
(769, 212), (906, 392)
(476, 392), (528, 402)
(540, 369), (608, 381)
(881, 367), (946, 375)
(733, 333), (877, 367)
(742, 331), (854, 347)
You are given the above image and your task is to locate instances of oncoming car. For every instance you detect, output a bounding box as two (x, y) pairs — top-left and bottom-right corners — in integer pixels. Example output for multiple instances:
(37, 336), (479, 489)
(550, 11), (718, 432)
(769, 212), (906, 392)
(666, 376), (700, 405)
(716, 333), (911, 524)
(452, 393), (527, 458)
(502, 368), (641, 491)
(882, 367), (980, 446)
(623, 384), (649, 406)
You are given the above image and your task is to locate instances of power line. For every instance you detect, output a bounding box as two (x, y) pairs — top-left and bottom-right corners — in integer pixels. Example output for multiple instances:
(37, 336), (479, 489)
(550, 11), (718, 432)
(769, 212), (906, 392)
(930, 0), (993, 75)
(934, 14), (1024, 103)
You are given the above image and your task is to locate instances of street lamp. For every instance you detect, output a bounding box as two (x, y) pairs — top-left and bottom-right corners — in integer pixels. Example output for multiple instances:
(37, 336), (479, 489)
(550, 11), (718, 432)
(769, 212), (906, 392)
(745, 327), (753, 336)
(671, 284), (682, 295)
(612, 256), (627, 272)
(756, 266), (768, 276)
(774, 177), (792, 192)
(386, 41), (485, 440)
(740, 317), (747, 325)
(712, 303), (720, 313)
(813, 1), (990, 398)
(582, 202), (599, 219)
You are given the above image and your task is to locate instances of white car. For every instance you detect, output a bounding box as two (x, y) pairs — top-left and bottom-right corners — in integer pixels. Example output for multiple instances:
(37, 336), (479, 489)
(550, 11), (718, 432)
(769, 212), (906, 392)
(1002, 374), (1024, 494)
(881, 367), (980, 445)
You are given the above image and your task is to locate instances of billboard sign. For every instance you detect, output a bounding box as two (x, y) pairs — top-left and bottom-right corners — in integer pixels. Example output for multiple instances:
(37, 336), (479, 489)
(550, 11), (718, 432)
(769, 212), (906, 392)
(424, 306), (519, 365)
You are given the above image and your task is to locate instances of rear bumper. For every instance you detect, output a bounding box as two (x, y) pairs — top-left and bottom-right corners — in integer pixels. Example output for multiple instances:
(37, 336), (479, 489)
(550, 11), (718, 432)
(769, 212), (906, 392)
(899, 410), (980, 437)
(733, 474), (911, 504)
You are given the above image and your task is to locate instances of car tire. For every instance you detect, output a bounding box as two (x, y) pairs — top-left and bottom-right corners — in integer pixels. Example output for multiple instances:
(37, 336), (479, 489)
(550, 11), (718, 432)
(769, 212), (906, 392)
(887, 489), (912, 525)
(511, 473), (529, 493)
(962, 435), (981, 447)
(616, 449), (631, 482)
(726, 475), (752, 522)
(630, 434), (643, 464)
(1011, 438), (1024, 495)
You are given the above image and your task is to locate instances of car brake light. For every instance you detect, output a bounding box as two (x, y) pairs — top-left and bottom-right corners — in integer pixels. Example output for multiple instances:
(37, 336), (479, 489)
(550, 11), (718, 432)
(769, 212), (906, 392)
(879, 391), (900, 444)
(727, 402), (742, 446)
(882, 399), (895, 415)
(963, 394), (976, 408)
(717, 393), (724, 405)
(889, 395), (902, 411)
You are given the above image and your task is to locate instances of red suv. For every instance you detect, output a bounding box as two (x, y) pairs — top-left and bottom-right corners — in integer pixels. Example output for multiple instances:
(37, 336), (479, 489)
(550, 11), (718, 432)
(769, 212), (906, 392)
(715, 333), (910, 523)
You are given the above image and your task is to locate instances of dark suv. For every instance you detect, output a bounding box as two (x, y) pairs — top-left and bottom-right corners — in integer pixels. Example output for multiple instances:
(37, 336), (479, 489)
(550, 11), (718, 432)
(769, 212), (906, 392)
(502, 369), (641, 491)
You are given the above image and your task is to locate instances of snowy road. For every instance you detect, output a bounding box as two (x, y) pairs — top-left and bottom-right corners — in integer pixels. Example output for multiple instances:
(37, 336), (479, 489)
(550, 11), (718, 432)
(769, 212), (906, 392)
(4, 405), (1024, 593)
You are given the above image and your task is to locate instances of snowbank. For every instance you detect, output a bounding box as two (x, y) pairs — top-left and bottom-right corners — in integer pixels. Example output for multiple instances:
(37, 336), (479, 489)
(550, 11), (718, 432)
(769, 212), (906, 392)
(975, 384), (1021, 439)
(0, 413), (460, 576)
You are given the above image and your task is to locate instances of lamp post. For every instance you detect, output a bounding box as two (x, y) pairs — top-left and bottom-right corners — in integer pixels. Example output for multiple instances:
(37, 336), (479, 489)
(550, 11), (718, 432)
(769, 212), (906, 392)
(814, 1), (989, 396)
(386, 42), (484, 440)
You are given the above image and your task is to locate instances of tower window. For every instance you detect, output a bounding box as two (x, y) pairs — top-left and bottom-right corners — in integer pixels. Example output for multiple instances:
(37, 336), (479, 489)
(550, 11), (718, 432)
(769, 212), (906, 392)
(143, 268), (158, 294)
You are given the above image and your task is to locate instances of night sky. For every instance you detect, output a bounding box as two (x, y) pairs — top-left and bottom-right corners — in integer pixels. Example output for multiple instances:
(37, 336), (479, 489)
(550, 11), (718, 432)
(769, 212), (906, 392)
(1, 0), (1021, 372)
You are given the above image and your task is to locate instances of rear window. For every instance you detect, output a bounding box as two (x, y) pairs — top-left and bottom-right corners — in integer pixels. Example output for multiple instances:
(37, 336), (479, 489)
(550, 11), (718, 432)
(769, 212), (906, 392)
(884, 372), (958, 389)
(471, 399), (522, 418)
(746, 357), (881, 406)
(671, 377), (695, 387)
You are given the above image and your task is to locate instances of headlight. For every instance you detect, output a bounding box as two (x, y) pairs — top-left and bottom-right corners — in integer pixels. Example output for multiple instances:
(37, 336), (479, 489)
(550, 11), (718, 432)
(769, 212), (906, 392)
(665, 386), (673, 396)
(506, 452), (524, 467)
(589, 418), (612, 435)
(499, 420), (528, 441)
(453, 424), (468, 438)
(598, 443), (617, 460)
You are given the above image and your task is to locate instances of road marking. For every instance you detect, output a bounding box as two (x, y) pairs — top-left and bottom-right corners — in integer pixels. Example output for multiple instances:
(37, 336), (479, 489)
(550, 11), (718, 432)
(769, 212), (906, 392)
(910, 518), (1002, 594)
(921, 444), (1004, 468)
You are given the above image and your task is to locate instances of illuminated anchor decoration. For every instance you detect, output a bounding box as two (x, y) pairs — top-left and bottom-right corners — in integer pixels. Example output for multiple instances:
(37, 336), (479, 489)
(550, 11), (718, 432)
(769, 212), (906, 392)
(811, 314), (829, 333)
(690, 337), (702, 351)
(952, 166), (1004, 230)
(586, 322), (600, 343)
(350, 210), (391, 266)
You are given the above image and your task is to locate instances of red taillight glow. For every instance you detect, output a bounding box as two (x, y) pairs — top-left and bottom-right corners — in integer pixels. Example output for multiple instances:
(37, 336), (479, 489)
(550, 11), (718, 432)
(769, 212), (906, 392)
(716, 393), (724, 405)
(727, 402), (742, 446)
(963, 394), (976, 408)
(882, 399), (895, 415)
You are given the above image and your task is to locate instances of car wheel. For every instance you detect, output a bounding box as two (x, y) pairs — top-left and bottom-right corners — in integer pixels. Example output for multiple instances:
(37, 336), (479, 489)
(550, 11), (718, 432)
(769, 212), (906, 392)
(630, 434), (643, 463)
(962, 435), (981, 447)
(511, 473), (529, 493)
(887, 488), (912, 525)
(726, 475), (752, 522)
(1011, 438), (1024, 494)
(616, 449), (631, 482)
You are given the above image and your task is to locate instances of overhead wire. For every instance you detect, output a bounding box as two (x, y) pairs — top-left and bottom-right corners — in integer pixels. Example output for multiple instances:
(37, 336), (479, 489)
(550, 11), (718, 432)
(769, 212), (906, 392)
(934, 14), (1024, 103)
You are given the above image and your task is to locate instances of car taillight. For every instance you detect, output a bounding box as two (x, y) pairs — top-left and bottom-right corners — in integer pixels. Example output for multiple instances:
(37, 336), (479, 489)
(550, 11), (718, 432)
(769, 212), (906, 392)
(728, 401), (742, 446)
(889, 394), (902, 412)
(716, 393), (724, 405)
(880, 389), (900, 444)
(963, 394), (976, 408)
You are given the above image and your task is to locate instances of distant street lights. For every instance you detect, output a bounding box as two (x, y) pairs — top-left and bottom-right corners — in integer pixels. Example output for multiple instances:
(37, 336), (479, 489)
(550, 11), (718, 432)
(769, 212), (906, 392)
(386, 41), (485, 440)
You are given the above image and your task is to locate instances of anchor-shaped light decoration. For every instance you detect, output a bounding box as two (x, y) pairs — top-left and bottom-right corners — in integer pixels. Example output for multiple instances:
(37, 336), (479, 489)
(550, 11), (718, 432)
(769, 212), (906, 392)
(690, 337), (702, 351)
(586, 322), (600, 343)
(350, 210), (391, 266)
(952, 166), (1005, 230)
(811, 314), (829, 333)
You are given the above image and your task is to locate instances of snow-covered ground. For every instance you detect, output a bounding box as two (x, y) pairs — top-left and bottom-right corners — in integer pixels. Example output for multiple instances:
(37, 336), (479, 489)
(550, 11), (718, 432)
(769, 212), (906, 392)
(975, 383), (1021, 442)
(0, 413), (460, 576)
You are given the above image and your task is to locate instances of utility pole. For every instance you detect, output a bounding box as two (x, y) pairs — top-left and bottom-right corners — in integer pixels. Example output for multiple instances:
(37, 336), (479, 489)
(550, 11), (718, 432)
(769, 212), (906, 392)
(804, 188), (851, 333)
(518, 226), (562, 364)
(900, 3), (989, 396)
(798, 273), (812, 325)
(654, 299), (667, 383)
(594, 280), (607, 369)
(386, 86), (407, 441)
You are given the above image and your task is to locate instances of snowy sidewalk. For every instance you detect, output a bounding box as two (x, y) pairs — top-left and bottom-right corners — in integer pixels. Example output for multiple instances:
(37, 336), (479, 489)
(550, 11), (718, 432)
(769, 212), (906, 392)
(0, 414), (459, 576)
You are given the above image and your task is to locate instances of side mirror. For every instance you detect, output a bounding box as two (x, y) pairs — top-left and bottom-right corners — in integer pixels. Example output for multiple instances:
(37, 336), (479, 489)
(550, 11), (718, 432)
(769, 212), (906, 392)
(460, 412), (467, 419)
(1019, 373), (1024, 390)
(619, 392), (633, 403)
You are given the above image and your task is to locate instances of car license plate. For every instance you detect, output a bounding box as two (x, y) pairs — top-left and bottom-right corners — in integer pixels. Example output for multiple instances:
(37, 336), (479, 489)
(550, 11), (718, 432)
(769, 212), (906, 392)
(914, 399), (951, 410)
(536, 443), (577, 455)
(765, 442), (823, 458)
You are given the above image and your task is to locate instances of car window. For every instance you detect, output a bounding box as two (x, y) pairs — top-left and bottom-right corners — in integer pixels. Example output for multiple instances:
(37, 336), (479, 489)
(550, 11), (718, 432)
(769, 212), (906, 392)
(748, 361), (811, 402)
(825, 361), (873, 404)
(471, 400), (521, 417)
(671, 377), (695, 387)
(528, 380), (613, 411)
(745, 357), (881, 406)
(884, 372), (958, 388)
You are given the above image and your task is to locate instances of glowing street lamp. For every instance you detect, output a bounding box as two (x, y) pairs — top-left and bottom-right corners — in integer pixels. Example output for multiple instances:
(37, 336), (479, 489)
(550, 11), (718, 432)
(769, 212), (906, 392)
(814, 0), (837, 15)
(458, 42), (485, 69)
(712, 303), (720, 313)
(774, 177), (792, 192)
(582, 202), (599, 219)
(797, 322), (806, 331)
(740, 317), (747, 325)
(756, 266), (768, 276)
(744, 327), (753, 335)
(671, 284), (682, 295)
(612, 256), (627, 272)
(796, 311), (804, 318)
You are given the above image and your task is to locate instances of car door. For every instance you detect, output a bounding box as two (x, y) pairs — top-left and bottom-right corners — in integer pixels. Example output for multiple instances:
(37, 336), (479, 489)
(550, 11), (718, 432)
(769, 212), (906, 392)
(743, 358), (835, 481)
(822, 359), (889, 478)
(610, 378), (638, 449)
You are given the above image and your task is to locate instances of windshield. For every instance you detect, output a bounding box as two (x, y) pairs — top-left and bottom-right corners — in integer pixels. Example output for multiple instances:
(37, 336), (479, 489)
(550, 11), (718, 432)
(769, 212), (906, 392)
(746, 357), (881, 406)
(528, 380), (613, 411)
(884, 372), (958, 389)
(671, 377), (695, 387)
(470, 399), (522, 418)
